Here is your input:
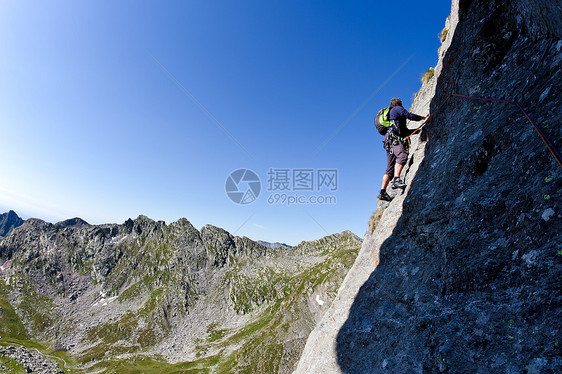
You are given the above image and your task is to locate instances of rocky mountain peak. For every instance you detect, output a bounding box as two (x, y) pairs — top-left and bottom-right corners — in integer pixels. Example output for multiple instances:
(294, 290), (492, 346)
(170, 217), (194, 228)
(13, 217), (52, 235)
(54, 217), (89, 229)
(234, 235), (270, 257)
(0, 210), (24, 237)
(130, 214), (161, 235)
(200, 224), (237, 266)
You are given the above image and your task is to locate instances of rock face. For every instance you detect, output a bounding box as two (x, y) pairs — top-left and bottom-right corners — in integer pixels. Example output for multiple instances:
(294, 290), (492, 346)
(0, 214), (362, 373)
(297, 0), (561, 372)
(0, 210), (24, 237)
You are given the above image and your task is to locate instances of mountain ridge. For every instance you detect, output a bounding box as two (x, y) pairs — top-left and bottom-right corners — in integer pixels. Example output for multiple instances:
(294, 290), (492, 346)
(0, 211), (362, 373)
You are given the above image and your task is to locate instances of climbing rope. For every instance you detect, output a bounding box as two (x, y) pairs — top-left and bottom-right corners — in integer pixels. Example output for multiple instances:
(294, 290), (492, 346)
(404, 93), (562, 168)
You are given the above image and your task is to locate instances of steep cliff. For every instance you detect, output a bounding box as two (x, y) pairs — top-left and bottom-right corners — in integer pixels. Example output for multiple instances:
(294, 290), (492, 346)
(297, 0), (561, 372)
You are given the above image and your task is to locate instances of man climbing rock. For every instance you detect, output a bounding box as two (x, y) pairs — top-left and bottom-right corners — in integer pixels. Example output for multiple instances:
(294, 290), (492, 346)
(378, 98), (427, 202)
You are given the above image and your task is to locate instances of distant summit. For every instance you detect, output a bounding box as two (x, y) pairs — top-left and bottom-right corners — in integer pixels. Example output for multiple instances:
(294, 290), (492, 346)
(54, 217), (89, 229)
(257, 240), (293, 249)
(0, 210), (24, 236)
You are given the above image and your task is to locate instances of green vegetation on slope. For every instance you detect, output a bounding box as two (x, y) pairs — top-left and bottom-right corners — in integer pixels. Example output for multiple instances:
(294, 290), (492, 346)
(422, 67), (435, 84)
(0, 282), (28, 340)
(81, 287), (169, 364)
(198, 243), (359, 373)
(0, 217), (361, 373)
(77, 240), (360, 373)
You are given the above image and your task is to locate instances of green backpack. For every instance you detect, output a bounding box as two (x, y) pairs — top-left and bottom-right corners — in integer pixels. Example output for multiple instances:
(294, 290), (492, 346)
(374, 107), (393, 135)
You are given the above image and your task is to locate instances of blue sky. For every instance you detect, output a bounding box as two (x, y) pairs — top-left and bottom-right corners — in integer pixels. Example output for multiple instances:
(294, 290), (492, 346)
(1, 0), (451, 245)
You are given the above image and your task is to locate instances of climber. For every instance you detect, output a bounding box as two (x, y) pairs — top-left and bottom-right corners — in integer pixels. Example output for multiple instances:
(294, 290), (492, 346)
(378, 98), (428, 202)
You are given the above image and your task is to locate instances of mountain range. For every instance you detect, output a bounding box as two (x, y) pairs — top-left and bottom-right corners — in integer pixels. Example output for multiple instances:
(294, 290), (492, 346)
(257, 241), (293, 250)
(0, 212), (361, 373)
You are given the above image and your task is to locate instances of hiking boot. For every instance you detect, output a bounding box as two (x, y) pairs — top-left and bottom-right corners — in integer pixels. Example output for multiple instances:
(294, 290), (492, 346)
(378, 191), (393, 202)
(391, 178), (406, 189)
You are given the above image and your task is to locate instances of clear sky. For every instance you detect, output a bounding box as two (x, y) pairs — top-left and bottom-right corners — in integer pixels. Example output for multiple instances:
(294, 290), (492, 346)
(1, 0), (452, 245)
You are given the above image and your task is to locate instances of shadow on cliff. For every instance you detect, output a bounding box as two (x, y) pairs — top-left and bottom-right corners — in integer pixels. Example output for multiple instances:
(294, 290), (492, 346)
(332, 14), (458, 373)
(334, 159), (442, 373)
(334, 0), (562, 369)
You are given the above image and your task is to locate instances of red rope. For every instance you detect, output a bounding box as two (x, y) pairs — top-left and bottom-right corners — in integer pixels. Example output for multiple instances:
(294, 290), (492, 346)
(404, 93), (562, 168)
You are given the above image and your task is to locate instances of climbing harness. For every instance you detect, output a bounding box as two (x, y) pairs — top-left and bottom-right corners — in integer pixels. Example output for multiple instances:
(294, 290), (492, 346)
(383, 131), (410, 155)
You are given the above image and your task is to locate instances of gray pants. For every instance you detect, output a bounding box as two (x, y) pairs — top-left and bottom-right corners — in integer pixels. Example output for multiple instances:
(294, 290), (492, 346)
(384, 141), (408, 177)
